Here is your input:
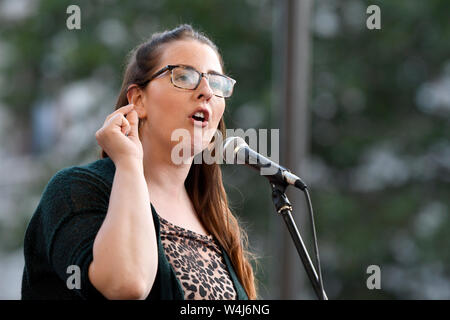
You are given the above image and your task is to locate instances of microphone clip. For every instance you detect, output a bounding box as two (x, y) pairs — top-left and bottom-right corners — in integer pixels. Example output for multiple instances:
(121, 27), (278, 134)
(270, 182), (292, 215)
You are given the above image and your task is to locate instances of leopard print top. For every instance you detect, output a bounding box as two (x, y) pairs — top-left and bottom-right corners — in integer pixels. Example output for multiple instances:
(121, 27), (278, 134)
(158, 215), (237, 300)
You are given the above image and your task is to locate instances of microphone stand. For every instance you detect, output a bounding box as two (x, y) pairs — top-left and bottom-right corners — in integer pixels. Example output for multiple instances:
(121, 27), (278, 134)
(270, 181), (328, 300)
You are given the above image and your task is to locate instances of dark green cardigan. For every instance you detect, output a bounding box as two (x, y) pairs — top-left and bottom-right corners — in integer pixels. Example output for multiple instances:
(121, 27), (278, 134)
(21, 157), (248, 300)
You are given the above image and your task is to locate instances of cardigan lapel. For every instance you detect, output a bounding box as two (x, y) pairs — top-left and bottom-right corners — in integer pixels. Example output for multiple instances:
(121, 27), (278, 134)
(220, 246), (249, 300)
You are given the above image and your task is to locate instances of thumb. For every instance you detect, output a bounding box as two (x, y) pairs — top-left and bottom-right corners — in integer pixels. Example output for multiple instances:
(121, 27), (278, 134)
(126, 110), (140, 138)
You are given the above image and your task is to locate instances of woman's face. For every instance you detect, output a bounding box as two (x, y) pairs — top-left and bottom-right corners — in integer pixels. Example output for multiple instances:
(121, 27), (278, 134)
(137, 39), (226, 160)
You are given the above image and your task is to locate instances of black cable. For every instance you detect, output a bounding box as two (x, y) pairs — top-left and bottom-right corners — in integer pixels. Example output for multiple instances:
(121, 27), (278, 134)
(303, 187), (326, 300)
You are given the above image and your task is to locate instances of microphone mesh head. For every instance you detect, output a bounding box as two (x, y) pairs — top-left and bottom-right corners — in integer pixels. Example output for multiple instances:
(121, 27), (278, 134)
(222, 136), (247, 164)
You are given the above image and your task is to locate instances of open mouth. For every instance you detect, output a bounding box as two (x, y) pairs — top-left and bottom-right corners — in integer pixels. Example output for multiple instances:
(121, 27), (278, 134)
(189, 108), (210, 128)
(191, 111), (208, 122)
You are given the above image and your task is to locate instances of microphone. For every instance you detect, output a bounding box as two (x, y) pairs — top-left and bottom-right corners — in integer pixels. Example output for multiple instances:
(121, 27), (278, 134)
(222, 136), (307, 190)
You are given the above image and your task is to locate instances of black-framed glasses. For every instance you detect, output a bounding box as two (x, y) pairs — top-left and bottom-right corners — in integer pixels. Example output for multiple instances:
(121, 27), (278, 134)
(142, 64), (236, 98)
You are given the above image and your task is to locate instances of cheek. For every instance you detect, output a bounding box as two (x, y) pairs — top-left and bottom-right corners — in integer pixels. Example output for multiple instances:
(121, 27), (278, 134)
(145, 92), (182, 127)
(212, 102), (225, 126)
(204, 103), (225, 144)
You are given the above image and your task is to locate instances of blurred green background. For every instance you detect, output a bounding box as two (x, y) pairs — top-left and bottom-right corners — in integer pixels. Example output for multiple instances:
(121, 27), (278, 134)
(0, 0), (448, 299)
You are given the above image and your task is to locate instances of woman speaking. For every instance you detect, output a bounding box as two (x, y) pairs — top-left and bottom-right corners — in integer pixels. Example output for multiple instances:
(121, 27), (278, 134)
(21, 24), (257, 300)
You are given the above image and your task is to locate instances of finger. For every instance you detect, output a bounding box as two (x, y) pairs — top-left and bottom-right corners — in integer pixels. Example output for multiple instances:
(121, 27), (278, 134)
(120, 116), (131, 135)
(122, 120), (131, 136)
(105, 104), (135, 123)
(107, 113), (130, 135)
(126, 110), (139, 138)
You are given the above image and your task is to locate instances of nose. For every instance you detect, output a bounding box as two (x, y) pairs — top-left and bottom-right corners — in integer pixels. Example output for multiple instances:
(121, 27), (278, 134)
(196, 75), (214, 101)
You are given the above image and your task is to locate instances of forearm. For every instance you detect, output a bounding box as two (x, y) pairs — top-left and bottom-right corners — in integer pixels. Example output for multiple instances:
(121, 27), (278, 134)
(89, 159), (157, 299)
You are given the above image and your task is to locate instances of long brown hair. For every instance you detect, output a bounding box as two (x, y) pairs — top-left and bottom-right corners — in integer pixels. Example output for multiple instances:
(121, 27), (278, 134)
(100, 24), (257, 299)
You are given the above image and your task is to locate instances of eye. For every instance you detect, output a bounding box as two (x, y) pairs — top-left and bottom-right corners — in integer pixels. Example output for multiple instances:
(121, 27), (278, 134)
(174, 70), (198, 84)
(209, 76), (223, 89)
(175, 74), (189, 81)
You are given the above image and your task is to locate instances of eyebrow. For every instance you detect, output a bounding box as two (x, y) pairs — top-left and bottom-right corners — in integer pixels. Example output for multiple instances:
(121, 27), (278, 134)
(179, 64), (224, 76)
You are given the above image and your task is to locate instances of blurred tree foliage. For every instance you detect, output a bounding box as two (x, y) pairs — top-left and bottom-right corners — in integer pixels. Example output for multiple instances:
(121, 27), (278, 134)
(311, 0), (450, 299)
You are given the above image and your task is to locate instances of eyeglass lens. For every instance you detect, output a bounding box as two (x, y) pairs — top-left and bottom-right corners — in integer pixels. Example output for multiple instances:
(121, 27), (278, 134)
(171, 67), (233, 97)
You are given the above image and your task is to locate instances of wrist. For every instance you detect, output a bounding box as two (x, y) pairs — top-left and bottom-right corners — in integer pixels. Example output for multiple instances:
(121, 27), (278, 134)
(114, 157), (144, 173)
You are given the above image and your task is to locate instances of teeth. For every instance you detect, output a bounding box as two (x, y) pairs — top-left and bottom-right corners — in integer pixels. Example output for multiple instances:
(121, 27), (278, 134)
(194, 111), (205, 119)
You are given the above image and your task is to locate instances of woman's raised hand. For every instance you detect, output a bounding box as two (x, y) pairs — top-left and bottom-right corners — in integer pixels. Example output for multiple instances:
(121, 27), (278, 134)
(95, 104), (144, 166)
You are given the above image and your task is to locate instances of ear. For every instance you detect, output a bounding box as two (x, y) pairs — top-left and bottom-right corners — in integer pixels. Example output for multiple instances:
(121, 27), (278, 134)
(127, 84), (147, 119)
